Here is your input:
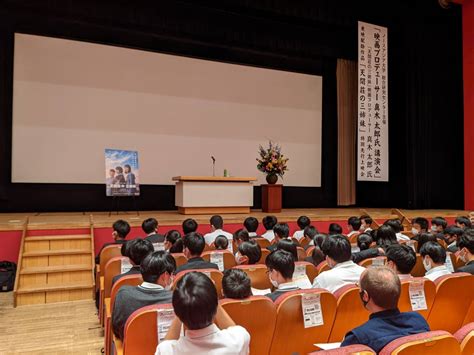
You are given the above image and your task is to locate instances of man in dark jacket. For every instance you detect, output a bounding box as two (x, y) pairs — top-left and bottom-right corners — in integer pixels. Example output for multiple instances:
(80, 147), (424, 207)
(456, 229), (474, 275)
(175, 232), (218, 273)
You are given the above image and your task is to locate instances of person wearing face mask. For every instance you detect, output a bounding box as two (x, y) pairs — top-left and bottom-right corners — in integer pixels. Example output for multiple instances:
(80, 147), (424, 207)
(359, 215), (373, 233)
(341, 267), (429, 353)
(443, 225), (464, 253)
(264, 250), (299, 302)
(312, 235), (366, 293)
(385, 244), (417, 280)
(455, 229), (474, 275)
(112, 251), (176, 341)
(410, 217), (429, 240)
(420, 241), (452, 281)
(431, 217), (447, 234)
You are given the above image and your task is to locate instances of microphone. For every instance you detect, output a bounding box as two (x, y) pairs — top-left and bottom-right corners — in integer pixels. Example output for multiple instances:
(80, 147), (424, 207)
(211, 156), (216, 163)
(211, 156), (216, 176)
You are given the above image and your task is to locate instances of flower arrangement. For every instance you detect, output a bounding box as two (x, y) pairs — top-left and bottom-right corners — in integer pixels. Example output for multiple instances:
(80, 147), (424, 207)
(256, 141), (289, 182)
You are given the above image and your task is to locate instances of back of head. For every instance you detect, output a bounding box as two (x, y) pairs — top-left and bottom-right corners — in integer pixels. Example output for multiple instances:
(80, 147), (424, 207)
(417, 233), (437, 253)
(310, 247), (325, 266)
(458, 228), (474, 253)
(360, 215), (373, 227)
(383, 219), (402, 233)
(210, 215), (224, 229)
(265, 250), (295, 280)
(304, 225), (318, 240)
(328, 223), (343, 235)
(165, 230), (181, 244)
(413, 217), (429, 231)
(233, 228), (250, 243)
(214, 235), (229, 250)
(128, 238), (154, 265)
(348, 216), (362, 231)
(456, 216), (472, 229)
(321, 235), (351, 263)
(140, 251), (176, 283)
(297, 216), (311, 229)
(314, 233), (327, 248)
(357, 233), (373, 251)
(244, 217), (259, 233)
(113, 219), (131, 239)
(273, 223), (290, 239)
(276, 239), (298, 261)
(360, 266), (401, 310)
(183, 232), (205, 256)
(420, 241), (446, 264)
(238, 241), (262, 264)
(173, 272), (218, 330)
(445, 225), (465, 238)
(374, 225), (398, 248)
(169, 238), (184, 253)
(385, 244), (417, 274)
(222, 269), (251, 299)
(262, 215), (278, 231)
(182, 218), (198, 234)
(142, 218), (158, 234)
(121, 240), (132, 257)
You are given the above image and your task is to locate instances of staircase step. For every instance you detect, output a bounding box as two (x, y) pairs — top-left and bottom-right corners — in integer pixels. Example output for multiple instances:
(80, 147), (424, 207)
(16, 282), (94, 294)
(25, 235), (91, 242)
(20, 264), (92, 275)
(23, 249), (92, 257)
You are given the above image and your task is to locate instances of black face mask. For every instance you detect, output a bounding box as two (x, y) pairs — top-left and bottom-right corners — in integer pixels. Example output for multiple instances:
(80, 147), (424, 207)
(359, 290), (370, 308)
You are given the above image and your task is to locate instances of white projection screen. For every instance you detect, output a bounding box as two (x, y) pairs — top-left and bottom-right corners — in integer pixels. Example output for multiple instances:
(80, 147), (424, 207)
(12, 34), (323, 187)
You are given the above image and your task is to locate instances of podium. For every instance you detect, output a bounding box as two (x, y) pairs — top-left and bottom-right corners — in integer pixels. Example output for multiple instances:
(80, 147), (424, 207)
(173, 176), (256, 215)
(262, 184), (282, 213)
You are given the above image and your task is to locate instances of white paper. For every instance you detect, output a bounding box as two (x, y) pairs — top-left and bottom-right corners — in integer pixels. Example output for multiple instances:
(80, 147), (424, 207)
(210, 252), (225, 271)
(301, 293), (324, 328)
(293, 264), (312, 289)
(406, 240), (416, 252)
(409, 281), (427, 311)
(227, 240), (234, 253)
(203, 271), (212, 280)
(372, 257), (385, 266)
(314, 343), (341, 350)
(251, 287), (271, 296)
(351, 246), (361, 253)
(120, 258), (133, 274)
(445, 254), (455, 273)
(153, 242), (165, 251)
(157, 309), (176, 342)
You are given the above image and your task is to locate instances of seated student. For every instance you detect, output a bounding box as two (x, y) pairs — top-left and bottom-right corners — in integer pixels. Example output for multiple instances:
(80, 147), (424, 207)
(431, 217), (447, 234)
(456, 216), (472, 229)
(276, 239), (298, 261)
(456, 228), (474, 275)
(360, 215), (373, 233)
(351, 225), (397, 265)
(112, 251), (175, 341)
(302, 225), (318, 249)
(112, 238), (154, 285)
(305, 246), (325, 267)
(444, 225), (464, 252)
(235, 241), (261, 265)
(313, 233), (327, 249)
(293, 216), (311, 242)
(267, 223), (291, 252)
(411, 217), (429, 239)
(312, 235), (365, 293)
(95, 220), (130, 264)
(204, 215), (233, 245)
(214, 235), (229, 250)
(341, 267), (430, 352)
(328, 223), (343, 236)
(143, 218), (164, 244)
(243, 217), (260, 238)
(384, 219), (410, 241)
(347, 216), (362, 239)
(261, 215), (277, 242)
(175, 232), (219, 273)
(182, 218), (198, 235)
(156, 272), (250, 355)
(420, 241), (452, 281)
(222, 269), (252, 299)
(385, 244), (417, 280)
(164, 230), (182, 252)
(357, 233), (373, 251)
(265, 250), (299, 301)
(416, 233), (437, 253)
(233, 229), (250, 249)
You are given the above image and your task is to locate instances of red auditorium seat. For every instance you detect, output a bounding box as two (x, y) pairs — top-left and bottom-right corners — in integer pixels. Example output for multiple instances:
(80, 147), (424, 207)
(233, 264), (272, 290)
(170, 253), (187, 268)
(379, 330), (461, 355)
(173, 269), (224, 298)
(309, 344), (375, 354)
(398, 278), (436, 319)
(454, 322), (474, 355)
(202, 250), (236, 270)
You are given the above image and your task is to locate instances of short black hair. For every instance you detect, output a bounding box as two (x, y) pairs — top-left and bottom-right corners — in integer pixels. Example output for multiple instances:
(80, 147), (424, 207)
(113, 220), (130, 239)
(183, 232), (205, 256)
(214, 235), (229, 250)
(413, 217), (429, 231)
(128, 238), (154, 265)
(173, 272), (218, 330)
(115, 166), (123, 173)
(297, 216), (311, 229)
(124, 164), (131, 171)
(417, 233), (437, 253)
(384, 219), (402, 233)
(140, 251), (176, 283)
(431, 217), (447, 229)
(328, 223), (343, 235)
(121, 240), (132, 257)
(455, 216), (472, 229)
(210, 215), (224, 229)
(314, 234), (327, 248)
(458, 229), (474, 254)
(276, 239), (298, 261)
(182, 219), (198, 234)
(304, 225), (318, 240)
(244, 217), (259, 233)
(420, 241), (446, 264)
(222, 269), (251, 299)
(142, 218), (158, 234)
(273, 223), (290, 239)
(165, 230), (181, 244)
(309, 247), (325, 266)
(265, 250), (295, 280)
(238, 241), (262, 264)
(360, 215), (373, 226)
(348, 216), (362, 231)
(357, 233), (373, 251)
(233, 229), (250, 243)
(321, 235), (351, 263)
(169, 238), (184, 253)
(262, 215), (278, 230)
(374, 225), (398, 248)
(444, 225), (464, 238)
(386, 244), (417, 274)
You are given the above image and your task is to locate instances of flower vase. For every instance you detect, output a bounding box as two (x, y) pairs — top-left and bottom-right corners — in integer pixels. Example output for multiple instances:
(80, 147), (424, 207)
(266, 174), (278, 184)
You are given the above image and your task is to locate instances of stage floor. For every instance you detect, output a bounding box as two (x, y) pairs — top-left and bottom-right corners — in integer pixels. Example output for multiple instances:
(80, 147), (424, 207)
(0, 208), (469, 231)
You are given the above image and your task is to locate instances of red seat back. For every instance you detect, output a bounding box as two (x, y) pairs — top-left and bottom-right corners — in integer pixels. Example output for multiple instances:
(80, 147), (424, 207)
(379, 330), (461, 355)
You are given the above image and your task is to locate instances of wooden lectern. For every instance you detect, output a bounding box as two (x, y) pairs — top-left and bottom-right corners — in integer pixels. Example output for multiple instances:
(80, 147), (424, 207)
(262, 184), (282, 213)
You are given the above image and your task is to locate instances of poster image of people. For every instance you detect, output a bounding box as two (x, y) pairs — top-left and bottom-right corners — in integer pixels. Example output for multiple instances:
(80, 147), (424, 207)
(105, 149), (140, 196)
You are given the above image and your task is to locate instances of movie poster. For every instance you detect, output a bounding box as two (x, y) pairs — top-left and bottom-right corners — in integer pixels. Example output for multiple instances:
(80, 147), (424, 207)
(105, 149), (140, 196)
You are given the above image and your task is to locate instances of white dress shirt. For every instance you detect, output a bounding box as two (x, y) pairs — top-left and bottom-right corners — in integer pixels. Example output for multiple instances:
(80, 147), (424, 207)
(424, 265), (452, 282)
(155, 324), (250, 355)
(204, 229), (233, 245)
(312, 260), (366, 293)
(396, 233), (410, 241)
(248, 232), (258, 238)
(261, 230), (275, 242)
(397, 274), (414, 281)
(292, 230), (304, 241)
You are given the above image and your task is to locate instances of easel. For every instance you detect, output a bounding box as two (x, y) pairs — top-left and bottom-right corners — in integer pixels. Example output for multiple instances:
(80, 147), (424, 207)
(108, 195), (140, 217)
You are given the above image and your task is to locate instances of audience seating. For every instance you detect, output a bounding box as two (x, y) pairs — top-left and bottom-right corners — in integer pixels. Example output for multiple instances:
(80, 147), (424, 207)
(257, 249), (270, 265)
(453, 253), (465, 271)
(317, 260), (330, 274)
(170, 253), (187, 268)
(269, 288), (337, 355)
(463, 301), (474, 326)
(399, 239), (418, 253)
(410, 254), (425, 277)
(379, 330), (461, 355)
(254, 237), (271, 249)
(220, 296), (277, 355)
(233, 264), (272, 290)
(100, 256), (130, 325)
(297, 247), (306, 261)
(454, 322), (474, 355)
(328, 284), (370, 342)
(398, 278), (436, 319)
(299, 237), (309, 248)
(97, 247), (123, 323)
(295, 261), (318, 283)
(309, 344), (375, 354)
(358, 256), (386, 267)
(427, 273), (474, 333)
(349, 232), (360, 244)
(113, 303), (174, 355)
(173, 269), (224, 298)
(306, 245), (315, 257)
(202, 250), (236, 270)
(203, 243), (214, 252)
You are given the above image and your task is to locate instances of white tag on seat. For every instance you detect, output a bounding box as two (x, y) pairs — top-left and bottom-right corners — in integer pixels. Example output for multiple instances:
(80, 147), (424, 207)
(293, 264), (312, 289)
(301, 293), (324, 328)
(157, 309), (176, 342)
(210, 252), (224, 271)
(409, 280), (427, 311)
(372, 258), (385, 266)
(120, 258), (133, 274)
(445, 254), (455, 273)
(153, 242), (165, 251)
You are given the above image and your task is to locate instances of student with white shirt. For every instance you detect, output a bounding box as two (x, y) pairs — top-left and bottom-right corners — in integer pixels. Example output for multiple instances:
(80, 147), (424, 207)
(420, 241), (452, 281)
(347, 217), (361, 239)
(385, 244), (416, 280)
(411, 217), (429, 239)
(312, 235), (366, 293)
(261, 215), (278, 242)
(444, 225), (464, 253)
(293, 216), (311, 241)
(360, 215), (373, 233)
(267, 223), (292, 252)
(204, 215), (233, 245)
(265, 250), (300, 301)
(384, 219), (410, 241)
(156, 272), (250, 355)
(243, 217), (259, 238)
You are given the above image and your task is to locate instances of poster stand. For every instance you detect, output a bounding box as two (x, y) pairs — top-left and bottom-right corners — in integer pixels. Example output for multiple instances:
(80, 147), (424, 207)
(108, 195), (140, 217)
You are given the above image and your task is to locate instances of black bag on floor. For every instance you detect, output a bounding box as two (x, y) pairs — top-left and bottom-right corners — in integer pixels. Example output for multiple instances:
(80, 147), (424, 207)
(0, 261), (17, 292)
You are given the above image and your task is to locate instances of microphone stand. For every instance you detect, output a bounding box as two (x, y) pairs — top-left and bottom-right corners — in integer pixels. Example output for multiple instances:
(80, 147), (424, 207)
(212, 157), (216, 177)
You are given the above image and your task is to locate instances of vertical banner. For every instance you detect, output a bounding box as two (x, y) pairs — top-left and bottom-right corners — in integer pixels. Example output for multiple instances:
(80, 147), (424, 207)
(105, 149), (140, 196)
(358, 21), (388, 181)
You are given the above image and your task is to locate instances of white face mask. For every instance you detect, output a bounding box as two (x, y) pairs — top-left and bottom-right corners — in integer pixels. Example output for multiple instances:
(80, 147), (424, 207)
(164, 275), (174, 291)
(411, 228), (419, 236)
(269, 273), (279, 288)
(235, 252), (242, 264)
(423, 257), (432, 271)
(459, 249), (467, 263)
(431, 225), (437, 232)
